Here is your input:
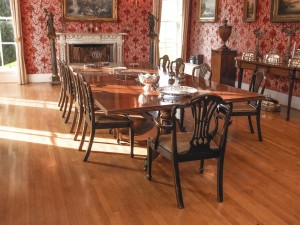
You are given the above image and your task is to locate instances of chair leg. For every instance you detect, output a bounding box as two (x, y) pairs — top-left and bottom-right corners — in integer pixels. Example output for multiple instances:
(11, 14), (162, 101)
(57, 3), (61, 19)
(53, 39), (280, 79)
(256, 112), (263, 141)
(79, 122), (88, 151)
(179, 108), (185, 131)
(74, 110), (83, 141)
(116, 128), (120, 143)
(247, 115), (254, 133)
(83, 128), (95, 162)
(146, 139), (152, 180)
(217, 157), (224, 202)
(65, 97), (73, 123)
(172, 160), (184, 209)
(59, 90), (66, 111)
(58, 87), (63, 107)
(199, 159), (205, 173)
(129, 126), (134, 158)
(70, 107), (78, 133)
(62, 96), (69, 118)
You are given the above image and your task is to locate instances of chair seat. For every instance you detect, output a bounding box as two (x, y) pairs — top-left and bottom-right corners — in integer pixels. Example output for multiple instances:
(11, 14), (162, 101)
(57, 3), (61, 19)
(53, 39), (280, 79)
(158, 132), (219, 155)
(232, 102), (257, 113)
(94, 113), (131, 127)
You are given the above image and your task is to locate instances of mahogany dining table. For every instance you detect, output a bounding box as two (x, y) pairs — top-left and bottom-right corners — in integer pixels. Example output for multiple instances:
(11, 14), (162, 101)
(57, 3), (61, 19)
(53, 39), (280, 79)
(76, 67), (265, 115)
(79, 69), (264, 148)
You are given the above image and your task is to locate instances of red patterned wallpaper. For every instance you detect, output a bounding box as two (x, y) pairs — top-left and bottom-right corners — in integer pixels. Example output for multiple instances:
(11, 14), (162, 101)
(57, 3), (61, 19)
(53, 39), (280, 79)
(20, 0), (299, 97)
(189, 0), (300, 97)
(20, 0), (152, 74)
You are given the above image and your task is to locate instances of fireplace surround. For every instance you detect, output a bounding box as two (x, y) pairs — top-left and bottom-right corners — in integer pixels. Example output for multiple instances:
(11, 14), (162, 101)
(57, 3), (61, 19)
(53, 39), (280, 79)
(57, 33), (127, 63)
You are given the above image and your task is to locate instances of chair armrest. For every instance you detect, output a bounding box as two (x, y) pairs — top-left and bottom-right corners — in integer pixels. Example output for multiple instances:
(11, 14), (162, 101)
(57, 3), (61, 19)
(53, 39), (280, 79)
(218, 103), (233, 124)
(215, 113), (233, 126)
(215, 102), (233, 149)
(153, 116), (173, 130)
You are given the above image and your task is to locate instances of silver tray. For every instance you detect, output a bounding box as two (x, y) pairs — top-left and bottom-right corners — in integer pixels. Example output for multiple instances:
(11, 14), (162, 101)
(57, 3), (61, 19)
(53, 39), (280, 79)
(159, 86), (198, 98)
(115, 70), (148, 80)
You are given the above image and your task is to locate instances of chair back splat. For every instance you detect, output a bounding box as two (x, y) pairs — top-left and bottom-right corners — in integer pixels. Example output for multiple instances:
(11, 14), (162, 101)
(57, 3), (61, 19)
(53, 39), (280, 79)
(69, 70), (84, 138)
(81, 78), (94, 125)
(57, 59), (66, 109)
(61, 63), (75, 123)
(170, 58), (185, 74)
(192, 63), (212, 80)
(250, 70), (266, 94)
(158, 55), (170, 70)
(146, 94), (232, 208)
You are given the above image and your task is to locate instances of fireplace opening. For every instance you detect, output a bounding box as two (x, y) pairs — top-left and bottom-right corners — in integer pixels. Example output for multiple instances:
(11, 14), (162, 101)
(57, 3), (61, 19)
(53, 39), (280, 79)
(68, 44), (114, 63)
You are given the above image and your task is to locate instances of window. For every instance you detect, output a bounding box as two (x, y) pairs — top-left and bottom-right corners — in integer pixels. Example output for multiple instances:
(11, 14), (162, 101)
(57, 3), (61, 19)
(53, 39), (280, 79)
(0, 0), (16, 71)
(159, 0), (183, 61)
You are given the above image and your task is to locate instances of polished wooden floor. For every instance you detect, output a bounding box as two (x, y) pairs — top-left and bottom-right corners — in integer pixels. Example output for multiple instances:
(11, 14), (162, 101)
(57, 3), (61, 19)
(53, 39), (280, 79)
(0, 83), (299, 225)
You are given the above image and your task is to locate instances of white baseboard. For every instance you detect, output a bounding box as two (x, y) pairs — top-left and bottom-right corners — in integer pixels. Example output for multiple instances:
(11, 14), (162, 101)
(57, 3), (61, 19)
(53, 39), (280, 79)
(240, 82), (300, 110)
(28, 73), (52, 83)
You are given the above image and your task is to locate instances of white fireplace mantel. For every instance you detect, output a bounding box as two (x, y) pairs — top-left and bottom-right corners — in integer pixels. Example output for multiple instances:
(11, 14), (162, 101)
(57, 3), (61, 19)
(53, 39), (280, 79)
(57, 33), (127, 63)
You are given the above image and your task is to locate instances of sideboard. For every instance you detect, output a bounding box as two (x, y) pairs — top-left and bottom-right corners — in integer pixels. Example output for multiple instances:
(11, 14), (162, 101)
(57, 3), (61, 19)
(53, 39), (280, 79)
(235, 57), (300, 121)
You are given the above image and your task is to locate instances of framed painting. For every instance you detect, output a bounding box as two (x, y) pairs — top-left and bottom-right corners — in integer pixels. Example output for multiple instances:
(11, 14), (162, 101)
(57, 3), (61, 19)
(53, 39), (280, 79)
(271, 0), (300, 22)
(199, 0), (218, 22)
(244, 0), (257, 22)
(63, 0), (117, 22)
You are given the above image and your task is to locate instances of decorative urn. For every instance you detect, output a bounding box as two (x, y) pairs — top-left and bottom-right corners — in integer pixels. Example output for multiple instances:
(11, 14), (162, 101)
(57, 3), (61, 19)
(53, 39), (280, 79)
(218, 19), (232, 51)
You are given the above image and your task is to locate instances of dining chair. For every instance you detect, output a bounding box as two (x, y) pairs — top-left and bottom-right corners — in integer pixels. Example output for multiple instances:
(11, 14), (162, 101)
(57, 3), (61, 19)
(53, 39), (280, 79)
(72, 47), (81, 63)
(78, 74), (135, 161)
(57, 59), (66, 109)
(146, 94), (232, 208)
(69, 70), (84, 139)
(231, 69), (266, 141)
(170, 58), (185, 74)
(191, 63), (212, 80)
(91, 50), (104, 63)
(158, 55), (170, 70)
(61, 63), (74, 123)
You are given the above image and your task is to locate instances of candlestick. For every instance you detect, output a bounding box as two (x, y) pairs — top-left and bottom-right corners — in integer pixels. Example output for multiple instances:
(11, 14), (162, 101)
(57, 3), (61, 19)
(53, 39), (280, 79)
(282, 25), (299, 63)
(253, 28), (267, 60)
(292, 42), (296, 58)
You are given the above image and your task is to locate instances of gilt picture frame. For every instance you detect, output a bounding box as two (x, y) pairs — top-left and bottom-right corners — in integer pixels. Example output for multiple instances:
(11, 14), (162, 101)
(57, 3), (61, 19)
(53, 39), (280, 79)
(271, 0), (300, 22)
(244, 0), (257, 22)
(199, 0), (218, 22)
(63, 0), (117, 22)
